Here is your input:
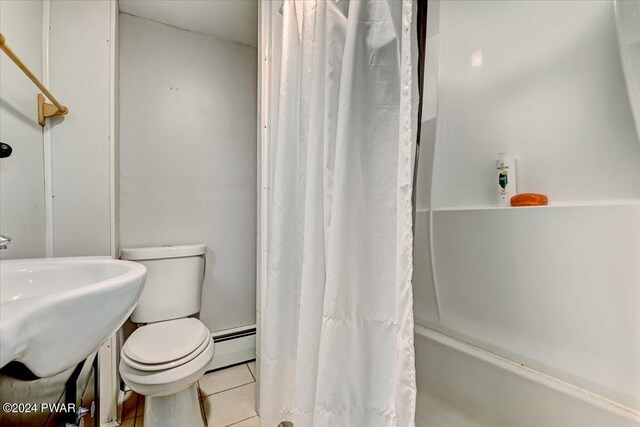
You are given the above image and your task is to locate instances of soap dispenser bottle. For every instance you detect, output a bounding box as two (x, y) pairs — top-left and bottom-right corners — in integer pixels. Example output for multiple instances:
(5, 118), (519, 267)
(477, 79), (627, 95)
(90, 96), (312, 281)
(496, 152), (517, 206)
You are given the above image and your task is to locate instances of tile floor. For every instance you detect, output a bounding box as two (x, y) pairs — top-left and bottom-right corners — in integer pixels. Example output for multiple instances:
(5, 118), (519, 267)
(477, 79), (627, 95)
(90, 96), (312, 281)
(120, 361), (259, 427)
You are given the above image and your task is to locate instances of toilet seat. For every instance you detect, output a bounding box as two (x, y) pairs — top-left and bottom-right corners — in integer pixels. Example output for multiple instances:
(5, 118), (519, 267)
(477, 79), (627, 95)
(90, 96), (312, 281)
(120, 337), (215, 398)
(122, 333), (210, 371)
(122, 318), (210, 371)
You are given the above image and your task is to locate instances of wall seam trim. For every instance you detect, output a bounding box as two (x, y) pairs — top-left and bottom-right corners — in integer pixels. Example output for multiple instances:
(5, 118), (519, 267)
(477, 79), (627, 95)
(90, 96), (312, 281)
(42, 0), (53, 258)
(109, 0), (117, 258)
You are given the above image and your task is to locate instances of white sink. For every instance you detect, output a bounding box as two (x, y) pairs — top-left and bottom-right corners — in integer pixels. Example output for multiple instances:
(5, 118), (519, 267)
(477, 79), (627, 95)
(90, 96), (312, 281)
(0, 257), (146, 377)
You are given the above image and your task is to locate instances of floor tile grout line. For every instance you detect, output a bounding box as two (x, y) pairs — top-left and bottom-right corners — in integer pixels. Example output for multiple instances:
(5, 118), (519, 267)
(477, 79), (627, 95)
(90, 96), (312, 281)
(133, 393), (140, 420)
(200, 364), (254, 395)
(247, 363), (256, 382)
(200, 379), (256, 399)
(200, 398), (209, 427)
(205, 362), (254, 377)
(225, 414), (259, 427)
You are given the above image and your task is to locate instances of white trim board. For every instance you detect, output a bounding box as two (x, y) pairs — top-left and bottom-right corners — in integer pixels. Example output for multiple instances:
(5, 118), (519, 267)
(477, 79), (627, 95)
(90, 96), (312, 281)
(42, 0), (54, 258)
(99, 1), (120, 425)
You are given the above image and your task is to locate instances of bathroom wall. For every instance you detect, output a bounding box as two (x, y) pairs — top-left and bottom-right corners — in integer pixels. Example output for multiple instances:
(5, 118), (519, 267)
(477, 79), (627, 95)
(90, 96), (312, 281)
(414, 0), (640, 412)
(0, 0), (116, 260)
(48, 0), (114, 257)
(0, 0), (46, 259)
(1, 1), (118, 424)
(119, 14), (257, 333)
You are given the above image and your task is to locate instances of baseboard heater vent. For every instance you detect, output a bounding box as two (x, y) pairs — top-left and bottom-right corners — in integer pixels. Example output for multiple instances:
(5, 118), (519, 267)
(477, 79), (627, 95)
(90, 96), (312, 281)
(208, 324), (256, 371)
(214, 328), (256, 343)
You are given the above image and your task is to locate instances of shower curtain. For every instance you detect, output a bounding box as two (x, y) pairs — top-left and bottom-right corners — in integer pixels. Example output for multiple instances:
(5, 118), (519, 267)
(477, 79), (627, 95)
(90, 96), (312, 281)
(260, 1), (419, 426)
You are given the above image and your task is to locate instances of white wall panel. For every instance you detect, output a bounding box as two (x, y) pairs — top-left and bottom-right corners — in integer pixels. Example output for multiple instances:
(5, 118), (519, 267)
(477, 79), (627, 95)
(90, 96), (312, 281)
(119, 14), (257, 333)
(49, 0), (113, 257)
(0, 1), (114, 260)
(0, 0), (46, 259)
(432, 204), (640, 410)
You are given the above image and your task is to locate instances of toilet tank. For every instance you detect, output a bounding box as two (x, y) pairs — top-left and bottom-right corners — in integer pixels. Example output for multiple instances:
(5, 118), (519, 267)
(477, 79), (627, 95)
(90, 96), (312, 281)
(121, 244), (207, 323)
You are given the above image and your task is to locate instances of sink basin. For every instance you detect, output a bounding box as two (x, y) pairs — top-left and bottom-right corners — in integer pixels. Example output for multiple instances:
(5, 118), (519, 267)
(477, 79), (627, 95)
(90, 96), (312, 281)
(0, 257), (146, 377)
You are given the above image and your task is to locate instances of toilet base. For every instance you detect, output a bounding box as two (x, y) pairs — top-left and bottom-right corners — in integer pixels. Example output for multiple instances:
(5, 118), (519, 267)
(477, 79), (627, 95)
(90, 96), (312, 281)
(142, 383), (205, 427)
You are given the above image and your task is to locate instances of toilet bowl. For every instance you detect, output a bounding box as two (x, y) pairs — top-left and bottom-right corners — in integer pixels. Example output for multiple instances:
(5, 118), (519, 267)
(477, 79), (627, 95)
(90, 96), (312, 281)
(119, 318), (214, 427)
(119, 244), (212, 427)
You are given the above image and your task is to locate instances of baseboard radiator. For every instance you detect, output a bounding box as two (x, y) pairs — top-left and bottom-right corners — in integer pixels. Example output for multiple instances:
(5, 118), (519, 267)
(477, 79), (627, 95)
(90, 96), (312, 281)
(208, 324), (256, 371)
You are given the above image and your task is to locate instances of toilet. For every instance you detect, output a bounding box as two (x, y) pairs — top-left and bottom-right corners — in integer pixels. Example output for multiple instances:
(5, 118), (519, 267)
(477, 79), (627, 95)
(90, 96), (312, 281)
(119, 244), (213, 427)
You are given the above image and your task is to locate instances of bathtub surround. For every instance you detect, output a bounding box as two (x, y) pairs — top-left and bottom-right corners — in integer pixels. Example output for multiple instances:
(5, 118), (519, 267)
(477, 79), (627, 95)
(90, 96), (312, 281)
(615, 0), (640, 144)
(260, 1), (419, 426)
(414, 326), (640, 427)
(412, 0), (640, 422)
(429, 0), (640, 209)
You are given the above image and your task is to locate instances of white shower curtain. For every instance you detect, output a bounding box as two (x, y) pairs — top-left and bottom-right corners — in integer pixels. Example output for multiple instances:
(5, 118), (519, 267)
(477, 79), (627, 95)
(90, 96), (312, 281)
(260, 1), (419, 426)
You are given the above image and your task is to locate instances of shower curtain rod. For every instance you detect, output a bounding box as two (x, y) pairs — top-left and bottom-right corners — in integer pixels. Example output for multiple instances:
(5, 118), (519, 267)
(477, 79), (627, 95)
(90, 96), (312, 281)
(0, 32), (68, 126)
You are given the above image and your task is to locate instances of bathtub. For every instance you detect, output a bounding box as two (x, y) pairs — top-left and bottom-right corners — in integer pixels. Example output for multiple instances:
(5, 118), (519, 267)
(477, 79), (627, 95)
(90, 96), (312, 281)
(414, 325), (640, 427)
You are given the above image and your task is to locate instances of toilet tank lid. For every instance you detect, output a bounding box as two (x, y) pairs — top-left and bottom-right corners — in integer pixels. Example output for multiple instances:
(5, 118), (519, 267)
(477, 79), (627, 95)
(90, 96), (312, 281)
(121, 244), (206, 261)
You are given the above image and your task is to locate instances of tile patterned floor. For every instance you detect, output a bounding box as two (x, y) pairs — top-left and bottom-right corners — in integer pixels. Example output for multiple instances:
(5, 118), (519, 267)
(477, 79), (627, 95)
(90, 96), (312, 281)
(120, 361), (259, 427)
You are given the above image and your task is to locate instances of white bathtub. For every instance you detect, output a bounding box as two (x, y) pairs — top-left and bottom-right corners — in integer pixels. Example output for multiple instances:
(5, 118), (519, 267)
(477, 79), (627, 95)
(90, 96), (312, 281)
(414, 325), (640, 427)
